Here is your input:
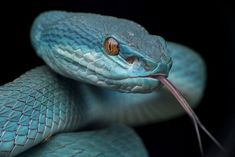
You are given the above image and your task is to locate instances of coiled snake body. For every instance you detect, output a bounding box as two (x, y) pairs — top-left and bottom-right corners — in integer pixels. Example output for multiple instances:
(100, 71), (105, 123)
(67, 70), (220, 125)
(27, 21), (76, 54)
(0, 11), (220, 157)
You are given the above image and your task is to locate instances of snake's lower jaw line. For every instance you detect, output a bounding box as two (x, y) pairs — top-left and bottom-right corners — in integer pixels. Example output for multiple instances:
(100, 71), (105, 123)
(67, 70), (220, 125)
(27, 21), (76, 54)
(148, 73), (167, 79)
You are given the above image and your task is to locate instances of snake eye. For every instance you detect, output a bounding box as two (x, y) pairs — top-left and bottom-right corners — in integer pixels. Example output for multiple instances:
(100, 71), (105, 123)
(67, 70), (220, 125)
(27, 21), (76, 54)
(103, 37), (120, 56)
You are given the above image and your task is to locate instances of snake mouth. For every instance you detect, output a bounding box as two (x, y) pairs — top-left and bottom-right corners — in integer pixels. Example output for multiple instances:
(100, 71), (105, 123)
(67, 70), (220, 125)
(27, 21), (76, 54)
(130, 73), (167, 80)
(147, 73), (167, 79)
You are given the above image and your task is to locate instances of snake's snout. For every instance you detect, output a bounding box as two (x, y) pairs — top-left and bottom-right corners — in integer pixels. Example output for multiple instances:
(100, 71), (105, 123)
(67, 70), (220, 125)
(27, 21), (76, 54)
(143, 56), (172, 78)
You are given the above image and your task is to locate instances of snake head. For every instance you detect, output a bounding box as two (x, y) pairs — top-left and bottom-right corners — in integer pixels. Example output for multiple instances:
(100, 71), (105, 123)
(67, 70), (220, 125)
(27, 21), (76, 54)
(31, 11), (172, 93)
(101, 34), (172, 92)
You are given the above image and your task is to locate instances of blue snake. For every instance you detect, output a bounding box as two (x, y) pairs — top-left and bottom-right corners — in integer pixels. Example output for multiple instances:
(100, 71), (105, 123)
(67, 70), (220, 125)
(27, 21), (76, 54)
(0, 11), (223, 157)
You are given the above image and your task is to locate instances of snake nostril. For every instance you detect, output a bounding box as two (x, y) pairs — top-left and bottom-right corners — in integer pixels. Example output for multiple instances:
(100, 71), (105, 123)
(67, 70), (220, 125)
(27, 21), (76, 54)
(144, 63), (151, 71)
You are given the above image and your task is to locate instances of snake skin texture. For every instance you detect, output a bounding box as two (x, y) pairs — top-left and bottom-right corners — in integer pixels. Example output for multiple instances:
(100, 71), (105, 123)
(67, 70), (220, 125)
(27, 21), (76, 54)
(0, 67), (85, 156)
(0, 11), (206, 157)
(18, 125), (148, 157)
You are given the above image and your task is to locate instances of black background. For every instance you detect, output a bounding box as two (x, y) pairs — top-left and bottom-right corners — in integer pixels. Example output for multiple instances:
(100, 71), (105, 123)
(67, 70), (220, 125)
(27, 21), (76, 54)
(0, 0), (234, 157)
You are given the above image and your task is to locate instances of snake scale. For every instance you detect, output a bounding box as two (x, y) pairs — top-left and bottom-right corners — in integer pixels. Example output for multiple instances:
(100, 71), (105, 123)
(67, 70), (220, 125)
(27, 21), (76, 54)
(0, 11), (222, 157)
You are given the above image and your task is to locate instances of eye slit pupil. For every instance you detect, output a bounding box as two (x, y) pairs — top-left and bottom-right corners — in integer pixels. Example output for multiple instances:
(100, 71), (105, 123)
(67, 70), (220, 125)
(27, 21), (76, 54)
(108, 43), (112, 51)
(104, 37), (119, 56)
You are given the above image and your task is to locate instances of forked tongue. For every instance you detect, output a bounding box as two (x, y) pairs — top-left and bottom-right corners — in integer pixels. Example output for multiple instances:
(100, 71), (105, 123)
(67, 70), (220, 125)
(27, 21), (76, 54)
(155, 74), (224, 155)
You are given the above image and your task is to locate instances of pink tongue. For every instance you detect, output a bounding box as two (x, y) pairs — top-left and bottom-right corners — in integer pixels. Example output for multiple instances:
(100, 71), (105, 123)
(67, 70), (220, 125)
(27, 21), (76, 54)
(155, 75), (224, 155)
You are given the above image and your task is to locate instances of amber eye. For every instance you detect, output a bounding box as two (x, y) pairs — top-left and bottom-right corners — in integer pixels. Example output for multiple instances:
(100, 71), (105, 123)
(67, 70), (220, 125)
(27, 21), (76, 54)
(103, 37), (120, 56)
